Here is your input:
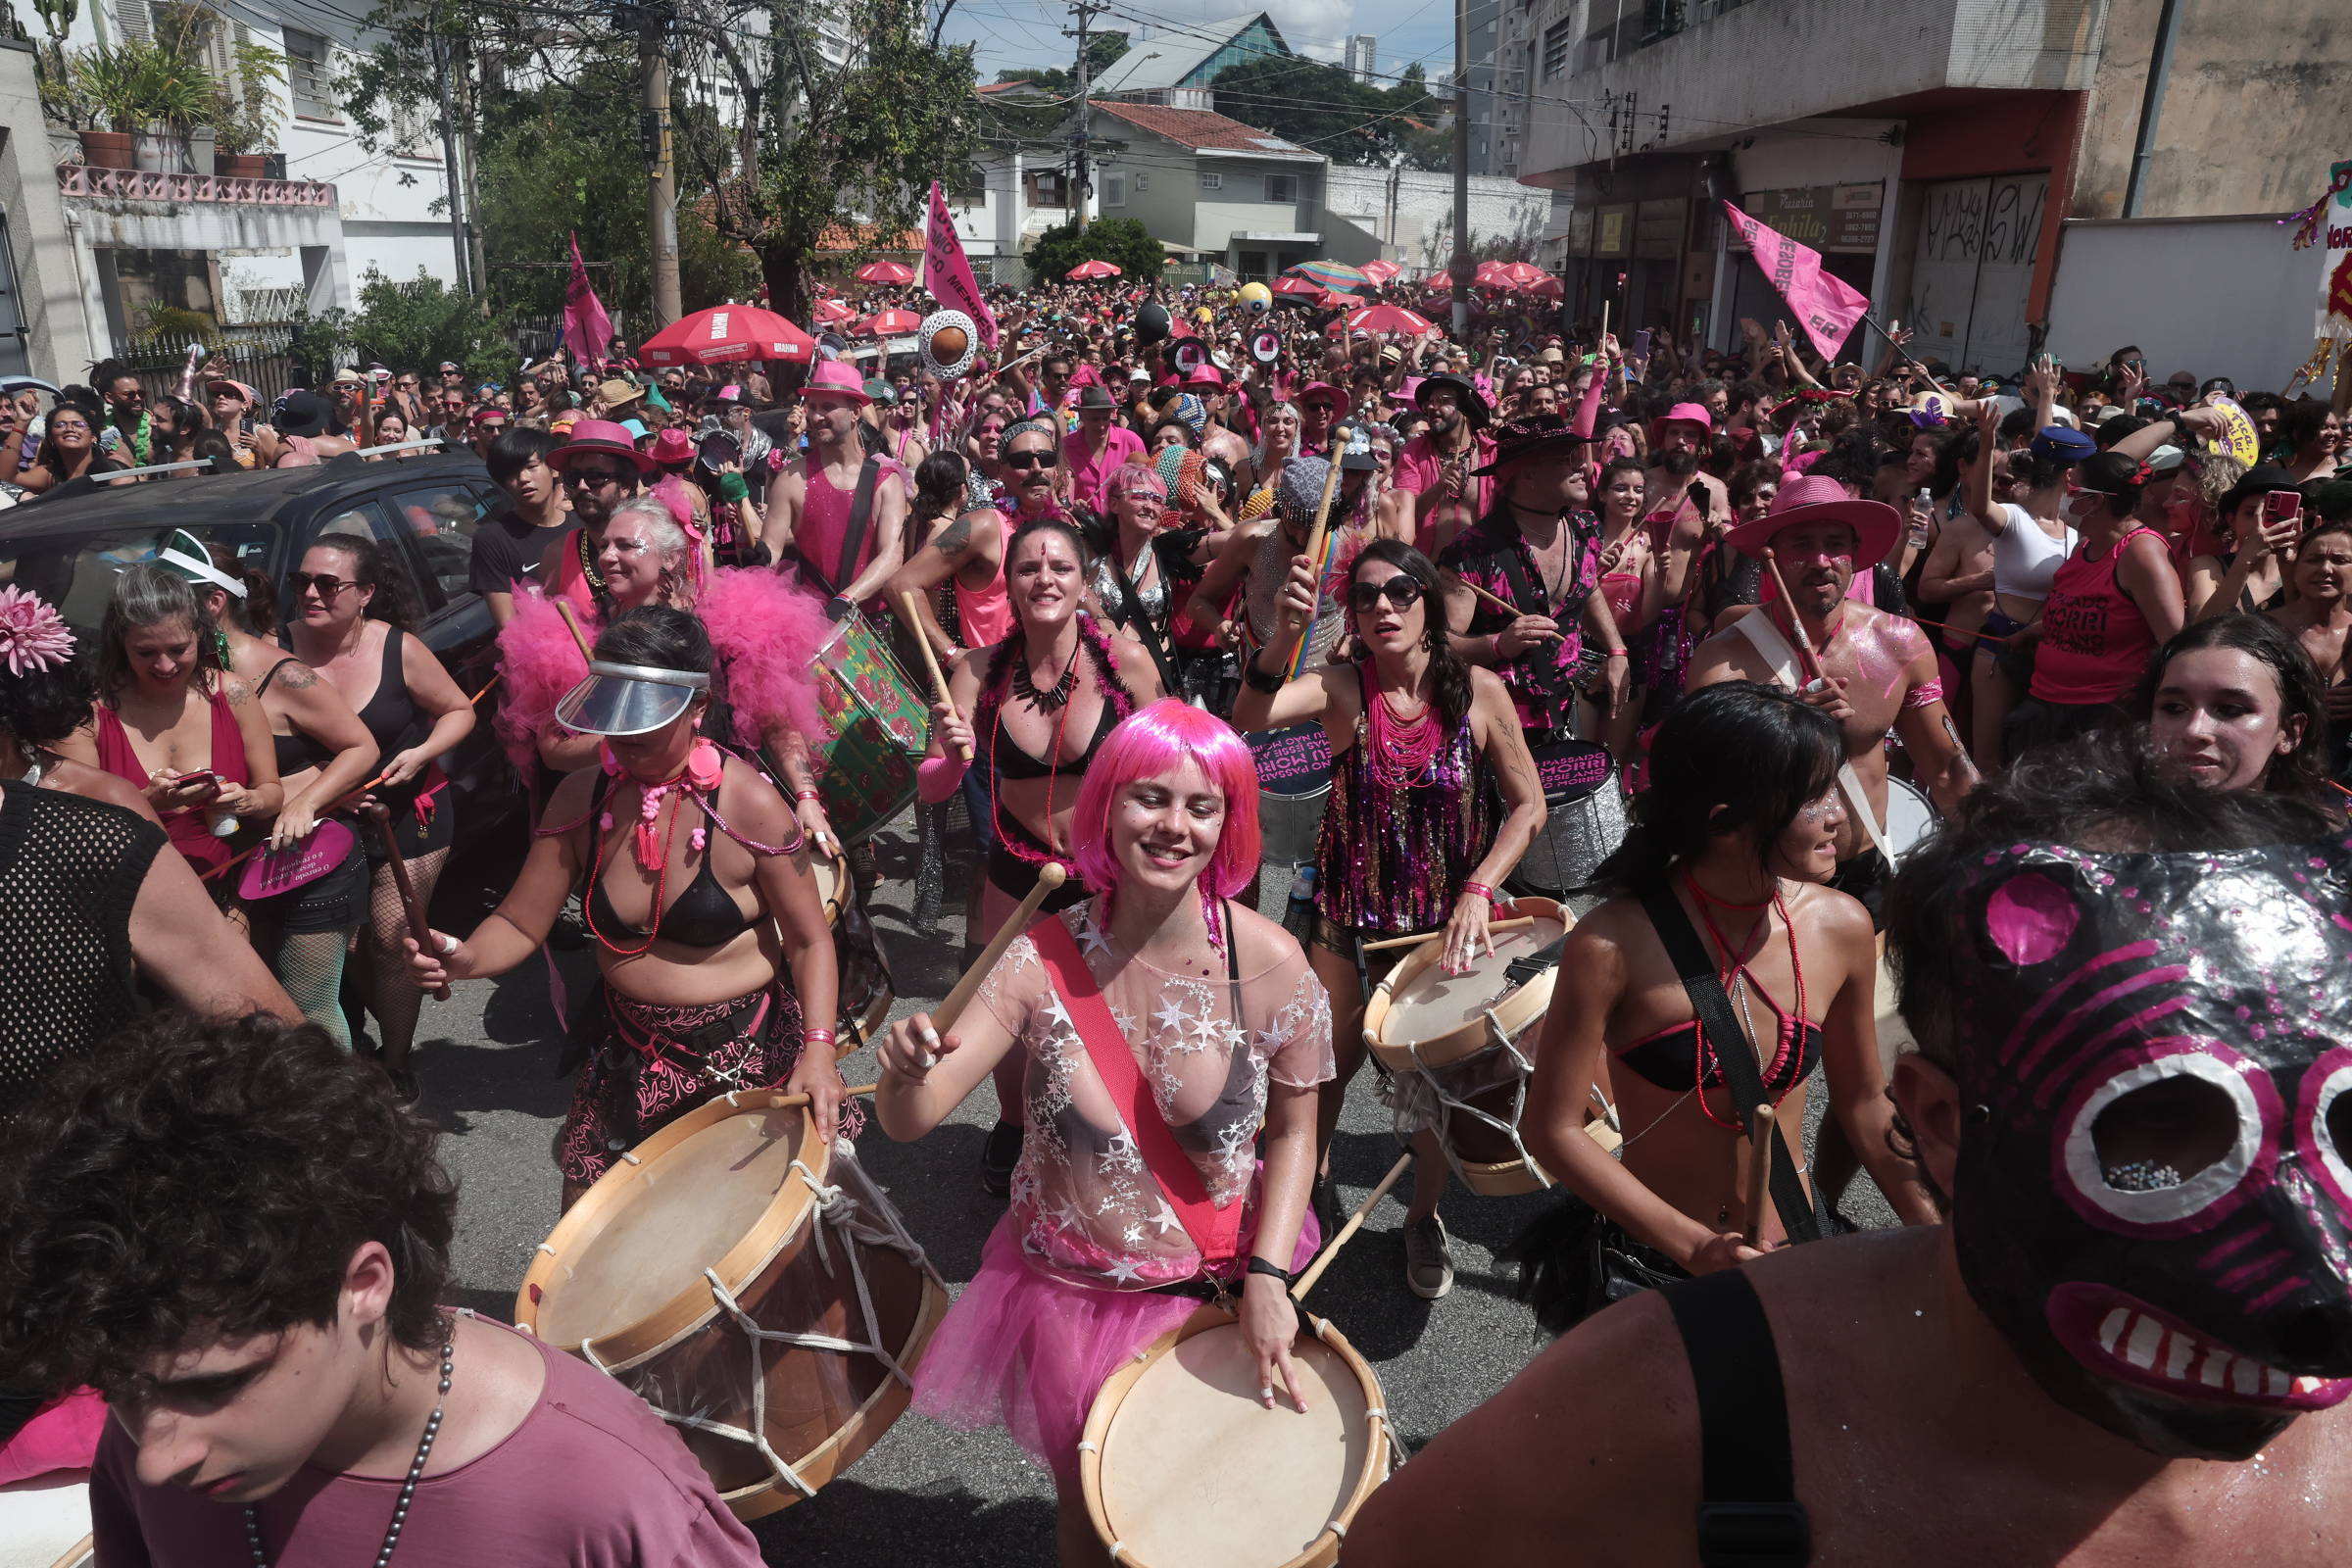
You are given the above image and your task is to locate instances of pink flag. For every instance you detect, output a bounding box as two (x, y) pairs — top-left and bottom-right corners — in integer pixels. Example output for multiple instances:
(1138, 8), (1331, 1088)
(562, 231), (613, 368)
(925, 180), (1000, 348)
(1722, 201), (1870, 361)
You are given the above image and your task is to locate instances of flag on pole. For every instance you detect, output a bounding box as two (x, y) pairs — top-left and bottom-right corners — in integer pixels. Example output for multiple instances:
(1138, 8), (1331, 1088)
(925, 180), (1000, 347)
(1722, 201), (1871, 361)
(562, 231), (613, 368)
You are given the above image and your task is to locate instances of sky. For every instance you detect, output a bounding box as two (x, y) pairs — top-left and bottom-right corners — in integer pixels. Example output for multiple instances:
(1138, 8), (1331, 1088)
(939, 0), (1458, 89)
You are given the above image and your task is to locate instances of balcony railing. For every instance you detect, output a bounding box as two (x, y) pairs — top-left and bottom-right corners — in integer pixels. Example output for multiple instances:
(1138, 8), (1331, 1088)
(57, 166), (338, 207)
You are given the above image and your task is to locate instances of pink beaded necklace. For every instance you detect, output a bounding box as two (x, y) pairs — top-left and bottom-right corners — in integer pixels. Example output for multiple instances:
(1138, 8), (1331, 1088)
(1363, 662), (1443, 789)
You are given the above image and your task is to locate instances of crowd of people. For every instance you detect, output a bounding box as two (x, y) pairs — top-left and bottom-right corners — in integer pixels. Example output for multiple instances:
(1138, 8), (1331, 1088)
(3, 264), (2352, 1566)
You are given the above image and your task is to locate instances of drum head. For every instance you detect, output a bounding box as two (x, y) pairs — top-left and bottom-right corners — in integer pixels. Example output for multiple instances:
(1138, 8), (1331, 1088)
(1381, 908), (1568, 1057)
(527, 1101), (821, 1351)
(0, 1478), (90, 1568)
(1249, 723), (1333, 801)
(1098, 1323), (1374, 1568)
(1884, 777), (1936, 862)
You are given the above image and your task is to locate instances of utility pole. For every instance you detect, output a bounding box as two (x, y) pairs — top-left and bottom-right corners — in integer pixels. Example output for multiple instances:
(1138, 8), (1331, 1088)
(1064, 0), (1110, 231)
(456, 32), (490, 312)
(1449, 0), (1471, 339)
(639, 0), (683, 325)
(431, 31), (472, 297)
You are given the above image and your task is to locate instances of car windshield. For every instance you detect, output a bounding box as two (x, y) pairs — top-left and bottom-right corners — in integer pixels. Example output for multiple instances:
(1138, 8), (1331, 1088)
(0, 518), (281, 635)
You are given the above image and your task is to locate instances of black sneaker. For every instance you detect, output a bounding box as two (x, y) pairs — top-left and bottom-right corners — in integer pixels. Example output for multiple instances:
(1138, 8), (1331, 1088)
(981, 1119), (1023, 1197)
(1310, 1173), (1343, 1245)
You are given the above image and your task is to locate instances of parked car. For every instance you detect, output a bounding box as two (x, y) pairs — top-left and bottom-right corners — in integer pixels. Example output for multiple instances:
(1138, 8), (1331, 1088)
(0, 452), (514, 835)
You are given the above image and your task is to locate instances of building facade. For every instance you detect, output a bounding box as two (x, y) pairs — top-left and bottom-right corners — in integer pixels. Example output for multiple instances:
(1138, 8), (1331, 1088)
(1091, 14), (1294, 111)
(1345, 34), (1379, 85)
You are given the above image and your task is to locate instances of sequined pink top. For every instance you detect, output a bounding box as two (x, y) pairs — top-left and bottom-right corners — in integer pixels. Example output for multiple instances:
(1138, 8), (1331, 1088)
(980, 902), (1335, 1290)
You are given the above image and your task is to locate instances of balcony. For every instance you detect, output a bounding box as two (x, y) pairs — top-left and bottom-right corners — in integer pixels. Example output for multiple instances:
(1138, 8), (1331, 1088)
(59, 166), (338, 207)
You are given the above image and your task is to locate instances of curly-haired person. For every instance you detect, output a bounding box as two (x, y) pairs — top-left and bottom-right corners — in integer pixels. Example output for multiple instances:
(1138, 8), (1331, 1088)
(0, 1010), (763, 1568)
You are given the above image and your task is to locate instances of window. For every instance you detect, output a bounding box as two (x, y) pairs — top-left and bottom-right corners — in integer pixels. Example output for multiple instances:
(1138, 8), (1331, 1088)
(389, 484), (485, 608)
(1030, 169), (1067, 207)
(1103, 172), (1126, 207)
(285, 28), (335, 120)
(1263, 172), (1297, 204)
(1199, 171), (1222, 191)
(1543, 19), (1573, 77)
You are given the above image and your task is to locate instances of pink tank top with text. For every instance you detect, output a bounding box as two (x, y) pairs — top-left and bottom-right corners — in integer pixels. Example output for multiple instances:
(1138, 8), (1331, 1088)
(2033, 526), (2160, 705)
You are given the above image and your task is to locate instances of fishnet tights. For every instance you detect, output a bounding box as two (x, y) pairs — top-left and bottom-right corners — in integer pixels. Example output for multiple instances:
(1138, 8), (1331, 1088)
(263, 927), (353, 1051)
(350, 847), (449, 1065)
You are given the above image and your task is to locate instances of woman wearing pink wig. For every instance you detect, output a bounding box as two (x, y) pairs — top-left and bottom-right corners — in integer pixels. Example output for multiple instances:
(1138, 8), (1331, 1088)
(877, 699), (1332, 1565)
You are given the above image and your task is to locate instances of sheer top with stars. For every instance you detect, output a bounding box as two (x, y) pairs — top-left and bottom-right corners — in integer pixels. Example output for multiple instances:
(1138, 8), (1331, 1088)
(980, 900), (1335, 1291)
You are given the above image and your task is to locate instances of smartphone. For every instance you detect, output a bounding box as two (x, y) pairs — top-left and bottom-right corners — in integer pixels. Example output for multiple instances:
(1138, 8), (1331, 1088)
(2264, 490), (2304, 526)
(173, 768), (221, 791)
(1632, 329), (1653, 361)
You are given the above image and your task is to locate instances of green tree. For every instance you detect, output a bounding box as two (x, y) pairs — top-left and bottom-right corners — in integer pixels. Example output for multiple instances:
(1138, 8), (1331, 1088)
(1210, 54), (1444, 168)
(1025, 217), (1162, 287)
(288, 270), (513, 385)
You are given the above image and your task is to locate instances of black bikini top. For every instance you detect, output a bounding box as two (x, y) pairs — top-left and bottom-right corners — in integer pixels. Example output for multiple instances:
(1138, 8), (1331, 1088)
(584, 774), (759, 950)
(987, 624), (1132, 782)
(1611, 973), (1823, 1100)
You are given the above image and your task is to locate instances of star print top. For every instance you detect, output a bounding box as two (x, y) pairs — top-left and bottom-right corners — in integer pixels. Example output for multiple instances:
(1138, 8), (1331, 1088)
(979, 902), (1336, 1291)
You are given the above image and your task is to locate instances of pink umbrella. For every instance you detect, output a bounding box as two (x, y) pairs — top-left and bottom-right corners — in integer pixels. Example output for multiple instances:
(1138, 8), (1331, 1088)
(1270, 276), (1324, 296)
(1066, 259), (1123, 280)
(855, 261), (915, 285)
(855, 308), (924, 336)
(1346, 303), (1435, 336)
(1361, 260), (1402, 284)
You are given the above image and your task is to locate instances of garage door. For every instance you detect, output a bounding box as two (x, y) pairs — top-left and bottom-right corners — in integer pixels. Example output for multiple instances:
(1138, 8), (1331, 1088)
(1901, 174), (2047, 379)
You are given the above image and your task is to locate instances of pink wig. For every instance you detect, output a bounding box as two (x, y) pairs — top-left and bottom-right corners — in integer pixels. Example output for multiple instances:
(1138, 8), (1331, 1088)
(1070, 699), (1261, 899)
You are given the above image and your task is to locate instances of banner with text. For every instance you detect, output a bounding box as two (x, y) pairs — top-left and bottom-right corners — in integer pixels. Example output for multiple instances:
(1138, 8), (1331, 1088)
(926, 180), (1000, 348)
(1722, 200), (1870, 361)
(2319, 160), (2352, 339)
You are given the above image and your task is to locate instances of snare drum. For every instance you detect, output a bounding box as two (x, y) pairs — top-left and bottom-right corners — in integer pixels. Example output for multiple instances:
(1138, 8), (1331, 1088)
(1248, 722), (1334, 867)
(1514, 739), (1629, 900)
(1080, 1306), (1390, 1568)
(808, 851), (895, 1048)
(1884, 776), (1936, 863)
(0, 1478), (90, 1568)
(810, 611), (930, 847)
(516, 1092), (947, 1520)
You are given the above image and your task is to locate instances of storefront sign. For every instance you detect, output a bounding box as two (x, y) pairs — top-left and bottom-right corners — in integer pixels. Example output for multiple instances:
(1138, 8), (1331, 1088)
(1595, 205), (1632, 259)
(1728, 182), (1883, 255)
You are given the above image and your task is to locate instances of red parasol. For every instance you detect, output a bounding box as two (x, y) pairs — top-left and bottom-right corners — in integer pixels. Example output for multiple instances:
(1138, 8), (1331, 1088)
(1270, 276), (1324, 296)
(1065, 259), (1123, 280)
(855, 308), (924, 336)
(855, 261), (915, 285)
(1346, 303), (1436, 335)
(1360, 260), (1403, 284)
(640, 303), (814, 366)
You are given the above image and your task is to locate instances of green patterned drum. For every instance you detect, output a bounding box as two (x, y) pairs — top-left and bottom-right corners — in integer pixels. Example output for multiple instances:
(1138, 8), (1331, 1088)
(810, 611), (929, 846)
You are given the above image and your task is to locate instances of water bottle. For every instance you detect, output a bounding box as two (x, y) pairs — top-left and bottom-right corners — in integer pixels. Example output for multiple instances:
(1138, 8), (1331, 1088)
(1282, 864), (1317, 943)
(208, 808), (239, 840)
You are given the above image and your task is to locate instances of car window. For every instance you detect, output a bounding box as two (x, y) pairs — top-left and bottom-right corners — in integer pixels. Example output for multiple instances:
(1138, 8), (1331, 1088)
(0, 518), (281, 635)
(295, 499), (433, 624)
(388, 483), (485, 609)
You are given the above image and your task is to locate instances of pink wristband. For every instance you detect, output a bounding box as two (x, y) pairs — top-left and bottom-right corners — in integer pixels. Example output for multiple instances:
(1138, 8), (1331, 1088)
(1461, 882), (1499, 905)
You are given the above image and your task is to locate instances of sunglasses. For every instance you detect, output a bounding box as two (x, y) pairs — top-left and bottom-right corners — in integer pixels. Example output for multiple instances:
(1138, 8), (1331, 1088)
(289, 571), (364, 598)
(564, 467), (631, 489)
(1004, 450), (1054, 470)
(1118, 491), (1165, 505)
(1348, 575), (1425, 612)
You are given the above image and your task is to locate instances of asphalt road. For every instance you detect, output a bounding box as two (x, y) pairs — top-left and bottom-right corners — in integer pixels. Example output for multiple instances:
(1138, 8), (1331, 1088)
(416, 804), (1889, 1565)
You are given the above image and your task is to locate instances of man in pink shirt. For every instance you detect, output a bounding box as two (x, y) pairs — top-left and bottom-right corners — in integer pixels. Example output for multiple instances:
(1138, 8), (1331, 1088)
(1063, 383), (1145, 509)
(0, 1011), (764, 1568)
(1393, 373), (1497, 552)
(769, 359), (908, 607)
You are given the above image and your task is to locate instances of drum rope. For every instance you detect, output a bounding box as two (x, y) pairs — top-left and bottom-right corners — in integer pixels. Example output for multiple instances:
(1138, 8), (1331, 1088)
(1405, 1022), (1548, 1192)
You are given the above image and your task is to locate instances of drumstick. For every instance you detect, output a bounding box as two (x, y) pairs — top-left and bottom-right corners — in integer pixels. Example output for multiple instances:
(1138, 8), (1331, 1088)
(924, 862), (1069, 1062)
(1358, 914), (1537, 953)
(1278, 431), (1350, 678)
(768, 1082), (880, 1108)
(1292, 1150), (1414, 1302)
(1460, 577), (1522, 617)
(897, 588), (972, 761)
(1743, 1103), (1776, 1248)
(555, 600), (596, 666)
(1759, 548), (1824, 684)
(361, 800), (449, 1003)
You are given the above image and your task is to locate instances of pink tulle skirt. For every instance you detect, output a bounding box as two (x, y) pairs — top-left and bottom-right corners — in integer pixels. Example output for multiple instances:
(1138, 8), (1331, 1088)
(912, 1209), (1321, 1487)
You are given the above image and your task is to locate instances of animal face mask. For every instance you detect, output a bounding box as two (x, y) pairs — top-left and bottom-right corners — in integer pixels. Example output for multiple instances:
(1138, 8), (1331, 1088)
(1947, 838), (2352, 1458)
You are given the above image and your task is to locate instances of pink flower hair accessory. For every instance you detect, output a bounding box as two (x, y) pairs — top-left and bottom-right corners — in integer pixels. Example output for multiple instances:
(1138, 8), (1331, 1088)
(0, 587), (74, 676)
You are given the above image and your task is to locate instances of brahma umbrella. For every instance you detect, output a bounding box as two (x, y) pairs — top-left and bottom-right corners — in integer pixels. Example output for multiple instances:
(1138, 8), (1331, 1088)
(855, 261), (915, 285)
(855, 308), (924, 336)
(1065, 260), (1123, 280)
(1346, 303), (1435, 336)
(1270, 276), (1325, 297)
(641, 303), (814, 366)
(1360, 260), (1402, 284)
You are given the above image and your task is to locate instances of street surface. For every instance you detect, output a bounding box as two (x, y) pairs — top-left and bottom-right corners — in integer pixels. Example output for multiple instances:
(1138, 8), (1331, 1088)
(420, 804), (1887, 1564)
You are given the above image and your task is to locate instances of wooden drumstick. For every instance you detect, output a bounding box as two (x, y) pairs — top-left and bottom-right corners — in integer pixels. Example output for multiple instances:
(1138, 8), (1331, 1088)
(1743, 1103), (1776, 1248)
(1292, 1150), (1414, 1302)
(1358, 914), (1537, 953)
(768, 1082), (880, 1108)
(1759, 547), (1824, 685)
(897, 588), (972, 761)
(555, 600), (596, 666)
(362, 799), (449, 1003)
(1278, 431), (1351, 678)
(924, 861), (1070, 1062)
(1461, 577), (1521, 618)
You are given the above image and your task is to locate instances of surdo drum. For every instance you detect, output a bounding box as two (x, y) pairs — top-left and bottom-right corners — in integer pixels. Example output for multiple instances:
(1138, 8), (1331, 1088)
(515, 1093), (947, 1519)
(808, 849), (894, 1048)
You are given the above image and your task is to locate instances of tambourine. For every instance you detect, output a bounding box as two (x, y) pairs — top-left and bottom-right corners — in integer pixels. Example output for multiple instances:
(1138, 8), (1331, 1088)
(1250, 329), (1282, 367)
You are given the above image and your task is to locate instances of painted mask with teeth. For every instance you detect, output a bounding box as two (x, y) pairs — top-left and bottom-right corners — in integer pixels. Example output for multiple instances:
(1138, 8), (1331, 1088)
(1943, 837), (2352, 1458)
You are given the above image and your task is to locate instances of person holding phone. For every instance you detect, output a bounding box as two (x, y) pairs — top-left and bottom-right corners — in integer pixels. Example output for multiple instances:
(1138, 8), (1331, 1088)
(2186, 466), (2305, 620)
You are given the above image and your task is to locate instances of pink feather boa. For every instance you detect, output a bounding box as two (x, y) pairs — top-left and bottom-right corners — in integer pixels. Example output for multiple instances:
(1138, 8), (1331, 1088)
(493, 571), (832, 772)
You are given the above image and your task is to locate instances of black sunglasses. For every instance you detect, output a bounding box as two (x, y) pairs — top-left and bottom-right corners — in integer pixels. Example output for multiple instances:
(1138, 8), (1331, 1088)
(564, 467), (631, 489)
(1004, 450), (1055, 470)
(288, 571), (365, 598)
(1348, 575), (1424, 612)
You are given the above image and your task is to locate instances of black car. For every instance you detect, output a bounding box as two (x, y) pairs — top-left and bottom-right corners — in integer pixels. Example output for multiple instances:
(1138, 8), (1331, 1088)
(0, 452), (514, 833)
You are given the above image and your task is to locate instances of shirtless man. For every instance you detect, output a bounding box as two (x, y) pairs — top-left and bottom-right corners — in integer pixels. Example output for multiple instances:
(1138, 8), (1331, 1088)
(1647, 400), (1731, 533)
(1185, 364), (1252, 478)
(765, 361), (908, 608)
(1348, 744), (2352, 1568)
(1392, 374), (1496, 556)
(1685, 476), (1977, 921)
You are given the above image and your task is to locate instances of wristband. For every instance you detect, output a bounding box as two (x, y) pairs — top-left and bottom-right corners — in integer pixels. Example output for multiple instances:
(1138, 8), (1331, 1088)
(1246, 1255), (1294, 1287)
(1603, 648), (1629, 659)
(795, 788), (822, 803)
(1461, 882), (1499, 905)
(802, 1028), (837, 1046)
(1243, 658), (1286, 695)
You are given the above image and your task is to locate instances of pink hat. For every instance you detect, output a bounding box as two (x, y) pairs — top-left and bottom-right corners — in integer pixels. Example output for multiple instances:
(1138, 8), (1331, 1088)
(550, 417), (658, 474)
(1297, 381), (1350, 413)
(804, 359), (871, 404)
(1183, 363), (1226, 391)
(1725, 474), (1900, 566)
(1655, 401), (1713, 433)
(648, 427), (695, 467)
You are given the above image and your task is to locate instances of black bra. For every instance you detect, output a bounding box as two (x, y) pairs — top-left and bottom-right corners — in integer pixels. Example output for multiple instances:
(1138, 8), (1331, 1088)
(586, 777), (758, 950)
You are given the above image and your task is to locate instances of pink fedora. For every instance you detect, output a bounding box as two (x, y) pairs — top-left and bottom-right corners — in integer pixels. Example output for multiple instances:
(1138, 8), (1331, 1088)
(803, 359), (872, 404)
(1725, 474), (1901, 566)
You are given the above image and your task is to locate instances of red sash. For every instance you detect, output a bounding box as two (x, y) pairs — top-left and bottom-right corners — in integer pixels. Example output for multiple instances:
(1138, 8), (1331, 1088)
(1029, 912), (1246, 1268)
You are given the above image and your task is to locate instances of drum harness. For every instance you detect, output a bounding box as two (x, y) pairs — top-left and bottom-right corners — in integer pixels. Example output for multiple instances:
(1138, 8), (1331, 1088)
(567, 1132), (943, 1502)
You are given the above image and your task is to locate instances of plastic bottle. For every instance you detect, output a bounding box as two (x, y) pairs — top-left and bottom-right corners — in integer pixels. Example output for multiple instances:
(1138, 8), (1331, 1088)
(1282, 863), (1317, 943)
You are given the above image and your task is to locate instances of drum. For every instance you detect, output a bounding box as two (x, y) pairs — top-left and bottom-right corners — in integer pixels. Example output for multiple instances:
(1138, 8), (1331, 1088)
(808, 851), (895, 1048)
(0, 1477), (90, 1568)
(1248, 722), (1333, 867)
(1513, 739), (1628, 900)
(1884, 776), (1936, 863)
(809, 611), (930, 847)
(515, 1092), (947, 1520)
(1080, 1306), (1390, 1568)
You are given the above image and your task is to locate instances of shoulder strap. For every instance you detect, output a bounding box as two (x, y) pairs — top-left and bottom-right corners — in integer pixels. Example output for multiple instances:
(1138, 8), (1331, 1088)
(1487, 524), (1573, 706)
(1031, 911), (1247, 1267)
(1664, 1269), (1813, 1568)
(834, 454), (885, 595)
(1635, 882), (1822, 1245)
(1105, 552), (1179, 696)
(255, 656), (300, 697)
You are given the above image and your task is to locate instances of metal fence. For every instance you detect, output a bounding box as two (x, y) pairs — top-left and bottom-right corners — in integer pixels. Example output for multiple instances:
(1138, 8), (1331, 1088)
(111, 328), (303, 407)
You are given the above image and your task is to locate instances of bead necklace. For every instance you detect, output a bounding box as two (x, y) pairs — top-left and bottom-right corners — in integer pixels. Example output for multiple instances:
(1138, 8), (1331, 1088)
(1687, 873), (1806, 1131)
(1363, 662), (1443, 789)
(584, 786), (685, 957)
(246, 1329), (451, 1568)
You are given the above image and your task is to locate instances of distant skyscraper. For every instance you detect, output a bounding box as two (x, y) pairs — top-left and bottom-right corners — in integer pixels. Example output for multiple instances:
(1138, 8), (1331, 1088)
(1345, 34), (1378, 83)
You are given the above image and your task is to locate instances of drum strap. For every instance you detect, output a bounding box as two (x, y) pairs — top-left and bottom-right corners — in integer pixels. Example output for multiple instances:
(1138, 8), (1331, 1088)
(799, 454), (884, 598)
(1729, 612), (1896, 868)
(1663, 1268), (1813, 1567)
(1636, 883), (1823, 1247)
(1032, 909), (1248, 1268)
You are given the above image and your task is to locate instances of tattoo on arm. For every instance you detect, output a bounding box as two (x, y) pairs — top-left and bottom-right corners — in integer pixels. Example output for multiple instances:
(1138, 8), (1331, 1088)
(274, 661), (318, 690)
(1941, 713), (1981, 784)
(936, 511), (978, 557)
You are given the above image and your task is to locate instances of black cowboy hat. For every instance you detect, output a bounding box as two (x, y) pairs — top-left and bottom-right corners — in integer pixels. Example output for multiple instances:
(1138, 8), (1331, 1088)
(275, 389), (331, 437)
(1471, 414), (1587, 475)
(1414, 372), (1491, 431)
(1074, 382), (1117, 412)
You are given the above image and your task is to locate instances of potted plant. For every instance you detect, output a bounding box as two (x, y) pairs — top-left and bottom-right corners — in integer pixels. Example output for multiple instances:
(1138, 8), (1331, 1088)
(207, 41), (284, 179)
(73, 36), (220, 173)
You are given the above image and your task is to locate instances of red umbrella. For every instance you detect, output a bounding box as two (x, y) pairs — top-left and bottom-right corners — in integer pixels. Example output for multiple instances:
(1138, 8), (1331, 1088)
(1346, 303), (1435, 336)
(1501, 261), (1548, 288)
(1066, 260), (1123, 280)
(1270, 276), (1324, 296)
(1526, 275), (1565, 300)
(813, 298), (856, 323)
(1319, 289), (1362, 308)
(1361, 260), (1402, 284)
(641, 303), (814, 366)
(855, 308), (924, 336)
(1473, 261), (1515, 290)
(855, 261), (915, 285)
